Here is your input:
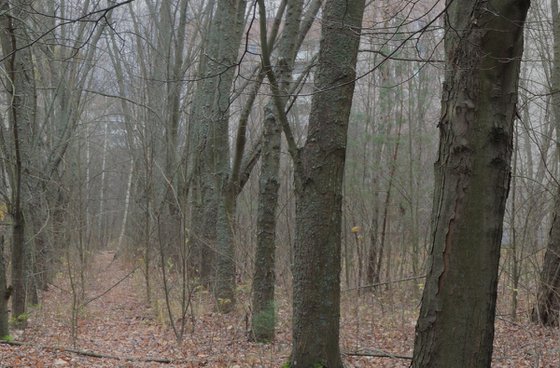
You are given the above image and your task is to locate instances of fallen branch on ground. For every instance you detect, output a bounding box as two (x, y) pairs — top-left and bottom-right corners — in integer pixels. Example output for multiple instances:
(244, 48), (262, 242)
(342, 275), (426, 292)
(344, 349), (413, 360)
(0, 339), (187, 364)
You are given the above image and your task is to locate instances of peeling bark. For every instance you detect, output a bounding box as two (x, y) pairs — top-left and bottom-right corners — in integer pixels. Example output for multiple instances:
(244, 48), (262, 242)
(412, 1), (530, 367)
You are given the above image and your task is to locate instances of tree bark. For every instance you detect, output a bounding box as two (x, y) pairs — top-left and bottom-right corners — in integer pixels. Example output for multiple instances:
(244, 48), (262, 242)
(251, 0), (304, 343)
(212, 0), (248, 313)
(0, 0), (36, 321)
(0, 236), (8, 337)
(412, 1), (530, 367)
(188, 0), (247, 310)
(250, 104), (282, 340)
(533, 193), (560, 325)
(288, 0), (365, 366)
(532, 0), (560, 327)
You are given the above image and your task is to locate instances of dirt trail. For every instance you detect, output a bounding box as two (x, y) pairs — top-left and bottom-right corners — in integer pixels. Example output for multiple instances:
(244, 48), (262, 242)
(0, 250), (295, 367)
(0, 250), (186, 367)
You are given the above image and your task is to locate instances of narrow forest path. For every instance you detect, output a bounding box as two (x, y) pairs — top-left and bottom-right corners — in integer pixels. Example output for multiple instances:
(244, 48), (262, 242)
(0, 250), (290, 367)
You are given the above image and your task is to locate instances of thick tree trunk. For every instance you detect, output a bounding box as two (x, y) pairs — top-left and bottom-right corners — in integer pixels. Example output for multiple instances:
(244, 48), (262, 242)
(289, 0), (365, 366)
(11, 211), (25, 321)
(211, 0), (248, 312)
(188, 0), (247, 309)
(412, 1), (530, 367)
(0, 0), (36, 322)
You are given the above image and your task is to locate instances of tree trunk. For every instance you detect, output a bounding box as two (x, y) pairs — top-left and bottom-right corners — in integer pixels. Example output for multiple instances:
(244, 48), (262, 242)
(188, 0), (247, 310)
(532, 191), (560, 325)
(0, 0), (36, 322)
(532, 0), (560, 327)
(251, 104), (282, 340)
(412, 1), (530, 367)
(118, 157), (134, 250)
(366, 177), (381, 285)
(211, 0), (248, 313)
(98, 121), (109, 248)
(288, 0), (365, 366)
(0, 236), (8, 337)
(251, 0), (304, 342)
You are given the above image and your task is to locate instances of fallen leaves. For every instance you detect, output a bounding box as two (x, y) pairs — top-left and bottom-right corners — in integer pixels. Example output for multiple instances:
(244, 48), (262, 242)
(0, 250), (559, 367)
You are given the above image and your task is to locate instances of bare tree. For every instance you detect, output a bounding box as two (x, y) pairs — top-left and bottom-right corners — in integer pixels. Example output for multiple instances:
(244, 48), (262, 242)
(0, 0), (37, 322)
(257, 0), (365, 364)
(532, 0), (560, 327)
(251, 0), (322, 343)
(189, 0), (248, 312)
(412, 1), (530, 366)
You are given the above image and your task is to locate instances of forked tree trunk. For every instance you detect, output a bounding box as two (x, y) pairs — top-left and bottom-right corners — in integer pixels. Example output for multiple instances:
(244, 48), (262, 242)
(412, 1), (530, 367)
(251, 0), (304, 342)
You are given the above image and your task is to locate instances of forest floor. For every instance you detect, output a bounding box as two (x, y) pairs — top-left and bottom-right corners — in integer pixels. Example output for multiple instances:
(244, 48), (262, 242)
(0, 250), (559, 367)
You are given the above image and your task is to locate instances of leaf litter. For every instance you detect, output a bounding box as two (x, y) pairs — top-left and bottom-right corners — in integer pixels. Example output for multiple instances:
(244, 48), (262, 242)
(0, 251), (558, 367)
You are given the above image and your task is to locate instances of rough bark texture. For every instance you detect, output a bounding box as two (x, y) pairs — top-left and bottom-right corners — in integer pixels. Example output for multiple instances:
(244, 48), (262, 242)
(251, 0), (303, 343)
(290, 0), (365, 366)
(250, 104), (281, 341)
(190, 0), (245, 294)
(189, 0), (247, 311)
(0, 0), (36, 321)
(533, 193), (560, 325)
(412, 1), (530, 367)
(187, 0), (215, 287)
(213, 0), (248, 313)
(532, 0), (560, 327)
